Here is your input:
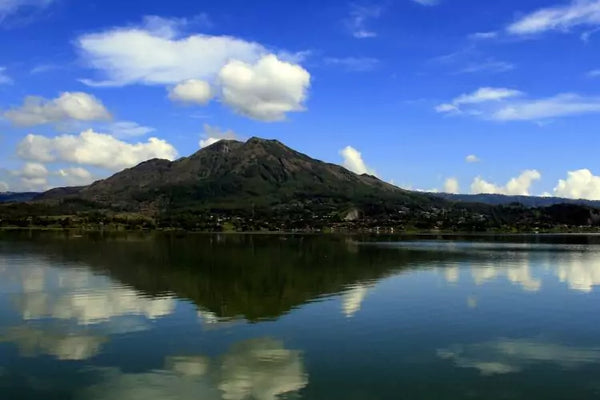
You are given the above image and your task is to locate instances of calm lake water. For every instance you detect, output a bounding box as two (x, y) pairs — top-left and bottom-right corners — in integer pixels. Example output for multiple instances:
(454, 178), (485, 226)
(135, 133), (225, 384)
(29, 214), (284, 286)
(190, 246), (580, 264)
(1, 232), (600, 399)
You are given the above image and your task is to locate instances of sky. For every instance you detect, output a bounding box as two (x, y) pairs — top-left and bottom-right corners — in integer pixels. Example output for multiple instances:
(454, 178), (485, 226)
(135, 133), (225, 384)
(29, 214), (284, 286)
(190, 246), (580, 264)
(1, 0), (600, 199)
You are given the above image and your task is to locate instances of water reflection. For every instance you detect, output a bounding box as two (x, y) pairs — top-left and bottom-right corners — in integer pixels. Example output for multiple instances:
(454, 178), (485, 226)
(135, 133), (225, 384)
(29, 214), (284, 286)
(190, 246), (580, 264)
(84, 338), (308, 400)
(0, 233), (445, 321)
(341, 284), (371, 317)
(433, 244), (600, 293)
(1, 233), (600, 399)
(0, 325), (106, 360)
(438, 338), (600, 375)
(1, 262), (175, 325)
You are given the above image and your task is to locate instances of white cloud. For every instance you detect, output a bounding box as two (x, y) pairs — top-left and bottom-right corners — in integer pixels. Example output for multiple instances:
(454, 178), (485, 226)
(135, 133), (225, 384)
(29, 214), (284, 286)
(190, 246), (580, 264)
(469, 31), (499, 40)
(459, 60), (515, 74)
(339, 146), (377, 176)
(218, 55), (310, 121)
(471, 170), (541, 196)
(4, 92), (111, 127)
(444, 177), (460, 194)
(57, 167), (94, 186)
(436, 87), (522, 114)
(77, 19), (266, 87)
(466, 154), (481, 163)
(0, 66), (12, 84)
(507, 0), (600, 36)
(492, 93), (600, 121)
(346, 4), (382, 38)
(17, 129), (178, 171)
(77, 17), (310, 122)
(199, 124), (240, 148)
(437, 88), (600, 121)
(459, 88), (522, 103)
(14, 162), (49, 191)
(0, 0), (55, 21)
(411, 0), (439, 5)
(324, 57), (380, 72)
(168, 79), (213, 105)
(105, 121), (155, 137)
(554, 169), (600, 200)
(0, 181), (8, 192)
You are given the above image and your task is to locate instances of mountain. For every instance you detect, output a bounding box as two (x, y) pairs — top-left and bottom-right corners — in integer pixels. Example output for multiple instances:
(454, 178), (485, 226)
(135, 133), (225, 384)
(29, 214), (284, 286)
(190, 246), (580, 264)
(38, 137), (440, 212)
(3, 137), (599, 232)
(434, 193), (600, 208)
(0, 192), (40, 203)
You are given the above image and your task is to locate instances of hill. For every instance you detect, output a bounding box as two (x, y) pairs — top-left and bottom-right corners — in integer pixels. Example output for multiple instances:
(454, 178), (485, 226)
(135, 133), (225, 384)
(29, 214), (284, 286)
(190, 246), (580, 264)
(0, 192), (40, 203)
(38, 137), (441, 212)
(434, 193), (600, 208)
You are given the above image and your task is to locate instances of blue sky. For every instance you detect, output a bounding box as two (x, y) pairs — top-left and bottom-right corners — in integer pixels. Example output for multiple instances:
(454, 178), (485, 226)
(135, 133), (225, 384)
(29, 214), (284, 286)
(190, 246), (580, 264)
(1, 0), (600, 199)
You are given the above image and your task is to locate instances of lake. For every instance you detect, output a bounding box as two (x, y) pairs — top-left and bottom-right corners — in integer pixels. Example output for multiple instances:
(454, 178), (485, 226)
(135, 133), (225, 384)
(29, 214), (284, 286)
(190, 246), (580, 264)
(1, 231), (600, 399)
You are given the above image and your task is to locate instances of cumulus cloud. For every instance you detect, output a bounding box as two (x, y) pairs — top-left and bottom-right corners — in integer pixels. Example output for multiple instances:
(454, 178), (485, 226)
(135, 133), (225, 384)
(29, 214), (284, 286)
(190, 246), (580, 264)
(345, 4), (382, 38)
(57, 167), (94, 186)
(0, 181), (8, 192)
(77, 20), (265, 87)
(199, 124), (240, 148)
(507, 0), (600, 36)
(4, 92), (111, 127)
(554, 169), (600, 200)
(77, 18), (311, 121)
(14, 162), (49, 191)
(324, 57), (380, 72)
(437, 88), (600, 121)
(17, 129), (178, 171)
(339, 146), (377, 176)
(471, 170), (541, 196)
(444, 177), (460, 194)
(466, 154), (481, 163)
(168, 79), (213, 105)
(218, 55), (310, 121)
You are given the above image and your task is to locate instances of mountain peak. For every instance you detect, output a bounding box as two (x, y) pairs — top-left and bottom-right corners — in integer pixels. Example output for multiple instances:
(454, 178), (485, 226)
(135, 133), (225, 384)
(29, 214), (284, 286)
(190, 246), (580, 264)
(246, 137), (285, 146)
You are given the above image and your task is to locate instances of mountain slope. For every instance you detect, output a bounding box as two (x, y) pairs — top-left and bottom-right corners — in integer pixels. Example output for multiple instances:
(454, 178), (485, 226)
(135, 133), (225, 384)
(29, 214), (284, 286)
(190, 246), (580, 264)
(0, 192), (40, 203)
(38, 137), (439, 212)
(434, 193), (600, 208)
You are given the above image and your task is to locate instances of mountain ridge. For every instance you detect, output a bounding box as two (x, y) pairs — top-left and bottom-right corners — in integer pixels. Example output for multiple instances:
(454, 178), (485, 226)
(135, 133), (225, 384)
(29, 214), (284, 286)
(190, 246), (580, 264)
(37, 136), (424, 211)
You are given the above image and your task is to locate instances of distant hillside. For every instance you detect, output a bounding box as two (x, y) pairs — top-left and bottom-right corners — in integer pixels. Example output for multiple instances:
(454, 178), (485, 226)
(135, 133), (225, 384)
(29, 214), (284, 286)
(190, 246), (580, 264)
(0, 192), (39, 203)
(435, 193), (600, 208)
